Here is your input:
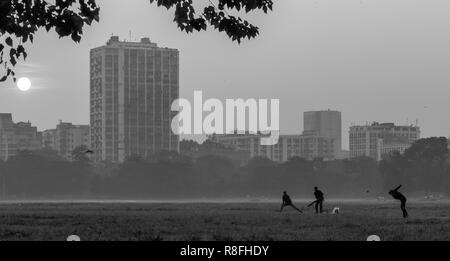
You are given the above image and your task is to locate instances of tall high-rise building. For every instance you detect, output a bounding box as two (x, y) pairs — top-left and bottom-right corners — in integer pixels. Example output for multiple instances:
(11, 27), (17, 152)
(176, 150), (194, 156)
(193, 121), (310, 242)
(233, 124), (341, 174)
(349, 122), (420, 161)
(303, 110), (342, 158)
(90, 36), (179, 162)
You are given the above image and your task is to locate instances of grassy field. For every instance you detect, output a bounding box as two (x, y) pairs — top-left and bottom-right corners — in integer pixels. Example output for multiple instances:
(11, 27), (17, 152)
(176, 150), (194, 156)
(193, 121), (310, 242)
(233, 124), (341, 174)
(0, 201), (450, 241)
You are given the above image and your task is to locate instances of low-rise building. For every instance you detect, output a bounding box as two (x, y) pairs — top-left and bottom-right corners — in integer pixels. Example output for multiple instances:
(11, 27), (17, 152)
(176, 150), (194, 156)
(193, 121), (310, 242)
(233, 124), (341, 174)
(43, 121), (90, 160)
(349, 122), (420, 161)
(378, 136), (412, 160)
(0, 113), (42, 161)
(211, 132), (336, 163)
(42, 129), (57, 149)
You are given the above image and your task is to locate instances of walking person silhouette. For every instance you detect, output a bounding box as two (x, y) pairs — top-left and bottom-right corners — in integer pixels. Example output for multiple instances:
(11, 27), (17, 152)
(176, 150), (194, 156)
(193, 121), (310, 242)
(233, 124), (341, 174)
(280, 191), (302, 213)
(389, 185), (408, 218)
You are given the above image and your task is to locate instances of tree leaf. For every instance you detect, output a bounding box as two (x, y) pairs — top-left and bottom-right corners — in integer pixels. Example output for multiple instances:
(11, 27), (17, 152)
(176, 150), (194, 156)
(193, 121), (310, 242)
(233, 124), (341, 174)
(5, 37), (13, 47)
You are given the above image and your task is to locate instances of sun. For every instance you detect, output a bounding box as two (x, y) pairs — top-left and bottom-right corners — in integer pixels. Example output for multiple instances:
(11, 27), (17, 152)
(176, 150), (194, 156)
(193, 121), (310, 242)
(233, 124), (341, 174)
(17, 77), (32, 92)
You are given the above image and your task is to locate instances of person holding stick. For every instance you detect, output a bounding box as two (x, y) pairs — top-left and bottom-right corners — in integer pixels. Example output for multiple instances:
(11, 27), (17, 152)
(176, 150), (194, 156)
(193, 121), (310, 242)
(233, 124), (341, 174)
(307, 187), (325, 214)
(389, 185), (408, 218)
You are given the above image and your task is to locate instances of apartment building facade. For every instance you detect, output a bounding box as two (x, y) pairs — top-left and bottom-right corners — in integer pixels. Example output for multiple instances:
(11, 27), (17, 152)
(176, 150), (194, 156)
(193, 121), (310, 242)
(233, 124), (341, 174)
(90, 36), (180, 162)
(304, 110), (342, 158)
(349, 122), (420, 161)
(43, 122), (91, 159)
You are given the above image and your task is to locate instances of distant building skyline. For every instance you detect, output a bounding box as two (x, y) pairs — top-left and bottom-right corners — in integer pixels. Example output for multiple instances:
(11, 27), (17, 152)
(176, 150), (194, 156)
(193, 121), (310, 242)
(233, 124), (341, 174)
(211, 110), (342, 162)
(2, 1), (450, 151)
(0, 111), (440, 163)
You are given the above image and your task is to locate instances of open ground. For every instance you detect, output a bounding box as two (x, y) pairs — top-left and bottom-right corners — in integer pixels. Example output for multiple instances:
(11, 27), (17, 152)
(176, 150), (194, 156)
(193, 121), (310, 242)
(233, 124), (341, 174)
(0, 201), (449, 241)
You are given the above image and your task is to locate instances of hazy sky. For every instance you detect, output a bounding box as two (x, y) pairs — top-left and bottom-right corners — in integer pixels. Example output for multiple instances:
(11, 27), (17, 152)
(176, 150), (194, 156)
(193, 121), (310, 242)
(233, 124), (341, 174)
(0, 0), (449, 149)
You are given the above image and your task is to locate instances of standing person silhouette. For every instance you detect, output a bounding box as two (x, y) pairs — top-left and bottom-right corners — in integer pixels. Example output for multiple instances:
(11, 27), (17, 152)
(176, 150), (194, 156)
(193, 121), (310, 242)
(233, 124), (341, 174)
(313, 187), (324, 214)
(280, 191), (302, 213)
(389, 185), (408, 218)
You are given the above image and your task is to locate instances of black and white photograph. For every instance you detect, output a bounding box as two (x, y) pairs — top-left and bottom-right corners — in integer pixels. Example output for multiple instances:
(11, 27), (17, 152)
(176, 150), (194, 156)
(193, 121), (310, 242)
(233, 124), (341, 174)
(1, 0), (450, 246)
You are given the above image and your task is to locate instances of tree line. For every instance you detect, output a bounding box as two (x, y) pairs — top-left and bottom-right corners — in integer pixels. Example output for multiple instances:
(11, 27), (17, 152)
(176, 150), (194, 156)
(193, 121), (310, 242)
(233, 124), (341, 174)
(0, 137), (448, 200)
